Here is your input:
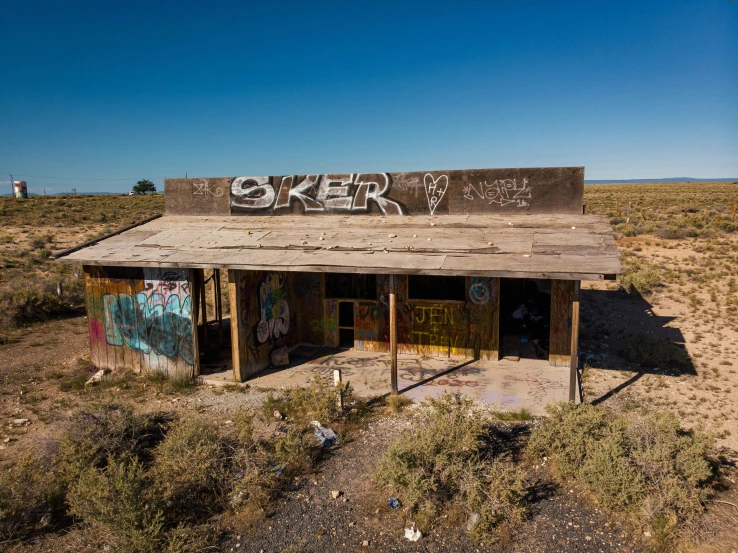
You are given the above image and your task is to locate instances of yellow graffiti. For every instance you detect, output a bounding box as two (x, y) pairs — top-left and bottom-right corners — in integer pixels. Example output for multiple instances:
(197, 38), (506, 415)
(413, 306), (453, 326)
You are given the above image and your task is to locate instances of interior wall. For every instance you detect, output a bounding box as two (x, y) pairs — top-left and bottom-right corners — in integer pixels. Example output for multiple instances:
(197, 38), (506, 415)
(84, 265), (196, 378)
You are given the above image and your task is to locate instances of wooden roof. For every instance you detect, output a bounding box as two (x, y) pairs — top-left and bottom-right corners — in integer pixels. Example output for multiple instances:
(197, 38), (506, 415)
(58, 214), (621, 280)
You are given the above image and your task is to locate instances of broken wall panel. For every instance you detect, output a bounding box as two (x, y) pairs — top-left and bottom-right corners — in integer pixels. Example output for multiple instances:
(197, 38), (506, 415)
(84, 265), (196, 378)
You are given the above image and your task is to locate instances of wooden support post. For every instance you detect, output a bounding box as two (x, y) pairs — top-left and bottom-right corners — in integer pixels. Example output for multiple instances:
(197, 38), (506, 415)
(334, 369), (343, 411)
(200, 269), (208, 345)
(569, 280), (581, 403)
(214, 269), (224, 346)
(389, 274), (398, 394)
(229, 271), (245, 382)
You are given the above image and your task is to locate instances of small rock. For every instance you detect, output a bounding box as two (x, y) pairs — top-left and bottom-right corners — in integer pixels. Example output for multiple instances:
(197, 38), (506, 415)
(273, 410), (283, 420)
(330, 490), (342, 499)
(362, 540), (369, 547)
(644, 531), (652, 537)
(388, 233), (396, 238)
(12, 418), (29, 425)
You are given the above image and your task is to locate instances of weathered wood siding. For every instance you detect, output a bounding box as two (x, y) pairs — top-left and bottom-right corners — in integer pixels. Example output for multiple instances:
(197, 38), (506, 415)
(84, 265), (196, 378)
(549, 279), (575, 367)
(229, 270), (328, 380)
(355, 275), (500, 360)
(164, 167), (584, 217)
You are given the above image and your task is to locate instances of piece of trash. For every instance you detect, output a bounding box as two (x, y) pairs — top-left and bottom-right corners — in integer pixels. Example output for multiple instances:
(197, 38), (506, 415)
(572, 226), (576, 230)
(314, 426), (339, 447)
(404, 525), (422, 542)
(272, 465), (286, 477)
(330, 490), (342, 499)
(644, 531), (652, 537)
(388, 233), (396, 238)
(309, 420), (322, 428)
(520, 337), (529, 343)
(387, 497), (401, 510)
(273, 410), (283, 420)
(12, 418), (29, 425)
(467, 512), (480, 531)
(85, 368), (111, 386)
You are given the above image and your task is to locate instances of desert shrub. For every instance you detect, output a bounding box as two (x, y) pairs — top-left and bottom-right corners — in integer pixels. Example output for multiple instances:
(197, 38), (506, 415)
(0, 454), (63, 540)
(0, 272), (84, 330)
(151, 419), (229, 520)
(262, 377), (352, 425)
(271, 427), (322, 475)
(54, 405), (164, 490)
(527, 403), (716, 537)
(375, 393), (527, 543)
(618, 256), (663, 296)
(625, 333), (692, 370)
(162, 523), (217, 553)
(386, 393), (413, 413)
(68, 454), (165, 553)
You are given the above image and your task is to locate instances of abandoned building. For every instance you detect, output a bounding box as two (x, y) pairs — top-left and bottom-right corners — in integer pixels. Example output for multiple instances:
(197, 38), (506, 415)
(57, 167), (621, 411)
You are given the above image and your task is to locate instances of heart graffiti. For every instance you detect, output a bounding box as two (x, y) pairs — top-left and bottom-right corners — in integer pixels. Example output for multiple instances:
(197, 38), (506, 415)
(423, 173), (449, 216)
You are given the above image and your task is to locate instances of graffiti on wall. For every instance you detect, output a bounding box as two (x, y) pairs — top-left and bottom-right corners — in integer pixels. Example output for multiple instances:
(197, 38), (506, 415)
(192, 179), (224, 198)
(462, 179), (531, 208)
(231, 174), (404, 215)
(469, 277), (491, 305)
(409, 305), (460, 351)
(101, 269), (194, 366)
(256, 273), (290, 343)
(424, 174), (449, 215)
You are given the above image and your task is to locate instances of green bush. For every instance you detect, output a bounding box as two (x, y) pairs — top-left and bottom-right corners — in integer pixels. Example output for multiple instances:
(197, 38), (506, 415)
(618, 256), (663, 296)
(151, 419), (228, 520)
(375, 393), (527, 543)
(0, 272), (84, 330)
(68, 454), (165, 553)
(526, 403), (716, 537)
(0, 454), (63, 540)
(262, 377), (352, 425)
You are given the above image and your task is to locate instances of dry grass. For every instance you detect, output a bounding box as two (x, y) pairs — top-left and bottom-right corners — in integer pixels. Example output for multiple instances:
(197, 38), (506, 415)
(0, 195), (163, 334)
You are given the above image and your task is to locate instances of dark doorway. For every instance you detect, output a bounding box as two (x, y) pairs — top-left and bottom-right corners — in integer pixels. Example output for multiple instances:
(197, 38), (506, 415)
(338, 301), (355, 348)
(499, 278), (551, 360)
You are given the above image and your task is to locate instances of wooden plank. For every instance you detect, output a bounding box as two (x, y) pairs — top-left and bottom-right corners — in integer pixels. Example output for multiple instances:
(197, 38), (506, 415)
(229, 270), (246, 382)
(550, 279), (575, 367)
(569, 280), (581, 402)
(390, 275), (398, 394)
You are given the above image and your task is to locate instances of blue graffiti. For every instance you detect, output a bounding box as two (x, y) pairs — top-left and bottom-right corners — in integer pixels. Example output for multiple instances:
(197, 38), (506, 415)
(102, 292), (194, 365)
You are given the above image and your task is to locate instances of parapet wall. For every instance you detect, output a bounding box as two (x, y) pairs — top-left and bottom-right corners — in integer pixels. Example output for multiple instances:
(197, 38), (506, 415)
(164, 167), (584, 217)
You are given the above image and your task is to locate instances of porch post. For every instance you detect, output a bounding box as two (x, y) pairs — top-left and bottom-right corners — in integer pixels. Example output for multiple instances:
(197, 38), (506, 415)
(200, 269), (208, 345)
(569, 280), (581, 402)
(389, 274), (398, 394)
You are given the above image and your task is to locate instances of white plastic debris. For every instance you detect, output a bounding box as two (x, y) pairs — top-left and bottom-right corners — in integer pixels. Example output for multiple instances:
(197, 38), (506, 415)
(404, 525), (422, 542)
(314, 426), (339, 447)
(85, 368), (111, 386)
(309, 420), (322, 428)
(467, 512), (480, 531)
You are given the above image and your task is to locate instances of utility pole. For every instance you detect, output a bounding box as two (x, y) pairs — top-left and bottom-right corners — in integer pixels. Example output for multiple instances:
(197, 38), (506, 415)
(43, 187), (47, 197)
(9, 174), (13, 196)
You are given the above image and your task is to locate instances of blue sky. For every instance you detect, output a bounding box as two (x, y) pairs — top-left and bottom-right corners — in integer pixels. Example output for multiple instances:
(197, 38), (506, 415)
(1, 0), (736, 194)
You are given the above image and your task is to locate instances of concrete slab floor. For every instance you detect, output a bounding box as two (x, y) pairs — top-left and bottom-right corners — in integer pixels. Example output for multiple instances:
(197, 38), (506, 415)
(243, 346), (569, 413)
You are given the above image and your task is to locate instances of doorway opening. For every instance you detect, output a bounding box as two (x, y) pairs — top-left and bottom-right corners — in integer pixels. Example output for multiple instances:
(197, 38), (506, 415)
(499, 278), (551, 361)
(338, 301), (355, 348)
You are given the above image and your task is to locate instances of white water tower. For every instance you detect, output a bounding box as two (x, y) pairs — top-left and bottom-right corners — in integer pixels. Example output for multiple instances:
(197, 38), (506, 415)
(13, 181), (28, 199)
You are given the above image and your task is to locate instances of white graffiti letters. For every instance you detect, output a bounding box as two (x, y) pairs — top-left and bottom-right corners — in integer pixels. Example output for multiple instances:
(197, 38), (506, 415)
(231, 174), (403, 214)
(423, 173), (449, 215)
(463, 178), (531, 208)
(193, 180), (224, 198)
(231, 176), (275, 209)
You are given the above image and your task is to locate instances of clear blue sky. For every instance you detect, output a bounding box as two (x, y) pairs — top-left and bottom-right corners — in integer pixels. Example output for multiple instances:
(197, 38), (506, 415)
(1, 0), (736, 194)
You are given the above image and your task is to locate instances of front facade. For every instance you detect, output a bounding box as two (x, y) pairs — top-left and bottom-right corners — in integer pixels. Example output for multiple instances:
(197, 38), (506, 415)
(63, 167), (621, 406)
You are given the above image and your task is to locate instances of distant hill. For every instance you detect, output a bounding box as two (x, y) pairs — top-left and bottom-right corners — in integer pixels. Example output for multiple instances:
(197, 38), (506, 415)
(585, 178), (738, 184)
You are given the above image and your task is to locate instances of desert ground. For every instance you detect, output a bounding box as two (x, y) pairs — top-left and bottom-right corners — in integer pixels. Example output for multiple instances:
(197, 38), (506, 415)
(1, 183), (737, 553)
